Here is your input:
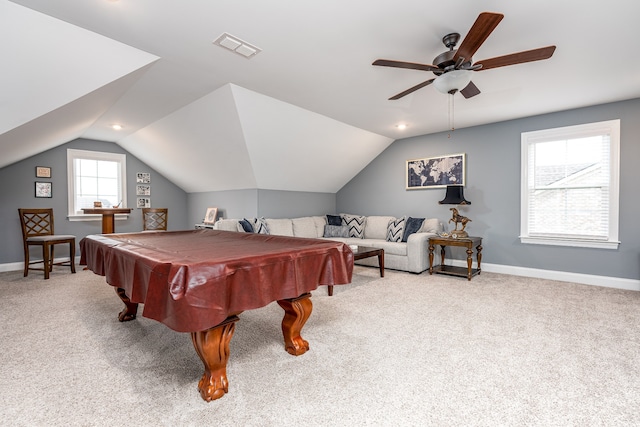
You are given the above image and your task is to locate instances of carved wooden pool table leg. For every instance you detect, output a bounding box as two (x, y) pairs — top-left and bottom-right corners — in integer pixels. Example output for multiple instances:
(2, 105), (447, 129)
(115, 287), (138, 322)
(277, 292), (312, 356)
(191, 315), (239, 402)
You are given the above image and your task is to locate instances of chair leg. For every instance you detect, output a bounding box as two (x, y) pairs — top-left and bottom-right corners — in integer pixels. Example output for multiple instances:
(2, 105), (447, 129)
(69, 241), (76, 274)
(23, 246), (30, 277)
(49, 245), (56, 272)
(43, 243), (50, 280)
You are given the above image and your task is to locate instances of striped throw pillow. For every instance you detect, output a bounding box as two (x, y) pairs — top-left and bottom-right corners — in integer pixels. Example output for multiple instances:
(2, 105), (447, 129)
(251, 217), (270, 234)
(386, 216), (406, 242)
(340, 213), (366, 239)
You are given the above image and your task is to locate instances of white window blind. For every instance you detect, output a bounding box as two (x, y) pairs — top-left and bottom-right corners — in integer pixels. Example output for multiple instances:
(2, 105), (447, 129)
(520, 120), (620, 249)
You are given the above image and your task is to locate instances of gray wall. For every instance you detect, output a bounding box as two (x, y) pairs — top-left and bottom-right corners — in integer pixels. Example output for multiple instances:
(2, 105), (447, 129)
(0, 139), (189, 264)
(187, 189), (336, 225)
(257, 189), (336, 218)
(188, 189), (259, 224)
(337, 98), (640, 280)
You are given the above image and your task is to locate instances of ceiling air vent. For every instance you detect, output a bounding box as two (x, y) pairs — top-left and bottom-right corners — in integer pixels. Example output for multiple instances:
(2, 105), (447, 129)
(213, 33), (261, 59)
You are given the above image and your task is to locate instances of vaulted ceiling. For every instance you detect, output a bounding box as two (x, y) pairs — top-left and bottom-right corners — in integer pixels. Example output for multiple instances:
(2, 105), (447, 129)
(3, 0), (639, 193)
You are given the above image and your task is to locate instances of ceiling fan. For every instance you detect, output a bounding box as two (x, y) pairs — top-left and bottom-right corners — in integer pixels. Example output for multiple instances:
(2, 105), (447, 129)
(372, 12), (556, 100)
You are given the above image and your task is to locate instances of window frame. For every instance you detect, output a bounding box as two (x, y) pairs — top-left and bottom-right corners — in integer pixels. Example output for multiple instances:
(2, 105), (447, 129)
(66, 149), (128, 221)
(520, 119), (620, 249)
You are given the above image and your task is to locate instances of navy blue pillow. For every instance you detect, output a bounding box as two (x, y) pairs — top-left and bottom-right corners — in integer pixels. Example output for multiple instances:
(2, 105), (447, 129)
(401, 217), (424, 242)
(239, 218), (254, 233)
(326, 214), (342, 226)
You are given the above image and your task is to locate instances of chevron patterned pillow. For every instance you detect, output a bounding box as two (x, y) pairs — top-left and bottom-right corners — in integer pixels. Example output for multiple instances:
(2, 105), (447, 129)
(386, 216), (406, 242)
(340, 213), (366, 239)
(250, 217), (270, 234)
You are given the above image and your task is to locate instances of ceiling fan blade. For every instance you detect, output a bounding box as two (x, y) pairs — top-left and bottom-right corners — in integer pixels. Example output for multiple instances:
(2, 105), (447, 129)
(373, 59), (440, 73)
(474, 46), (556, 70)
(460, 81), (481, 99)
(453, 12), (504, 63)
(389, 79), (435, 100)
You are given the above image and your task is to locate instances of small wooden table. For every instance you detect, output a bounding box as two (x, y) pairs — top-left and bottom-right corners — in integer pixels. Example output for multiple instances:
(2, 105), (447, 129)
(82, 208), (132, 234)
(328, 246), (384, 296)
(428, 236), (482, 281)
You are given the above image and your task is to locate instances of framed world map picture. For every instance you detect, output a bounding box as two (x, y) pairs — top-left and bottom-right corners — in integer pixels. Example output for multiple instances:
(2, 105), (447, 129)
(406, 153), (465, 189)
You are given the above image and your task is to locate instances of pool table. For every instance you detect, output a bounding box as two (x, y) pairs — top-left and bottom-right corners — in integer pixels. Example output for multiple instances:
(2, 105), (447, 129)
(80, 229), (353, 401)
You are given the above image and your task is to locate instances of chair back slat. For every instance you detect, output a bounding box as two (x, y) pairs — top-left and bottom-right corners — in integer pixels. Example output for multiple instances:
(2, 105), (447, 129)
(142, 208), (168, 231)
(19, 208), (55, 238)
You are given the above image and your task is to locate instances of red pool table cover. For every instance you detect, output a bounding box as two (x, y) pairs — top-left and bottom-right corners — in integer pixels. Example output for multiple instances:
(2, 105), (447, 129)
(80, 229), (354, 332)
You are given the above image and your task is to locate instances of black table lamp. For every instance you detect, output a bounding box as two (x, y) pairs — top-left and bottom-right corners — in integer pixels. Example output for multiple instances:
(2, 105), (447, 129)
(439, 185), (471, 238)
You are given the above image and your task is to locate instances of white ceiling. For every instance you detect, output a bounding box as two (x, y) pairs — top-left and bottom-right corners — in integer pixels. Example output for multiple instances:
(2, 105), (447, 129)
(3, 0), (640, 192)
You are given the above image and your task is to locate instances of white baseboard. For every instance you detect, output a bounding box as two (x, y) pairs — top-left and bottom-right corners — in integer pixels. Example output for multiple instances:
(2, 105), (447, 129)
(448, 259), (640, 291)
(0, 256), (82, 274)
(2, 257), (638, 291)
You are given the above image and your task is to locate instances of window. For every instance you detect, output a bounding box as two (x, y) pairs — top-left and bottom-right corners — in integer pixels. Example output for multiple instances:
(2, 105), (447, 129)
(520, 119), (620, 249)
(67, 149), (127, 219)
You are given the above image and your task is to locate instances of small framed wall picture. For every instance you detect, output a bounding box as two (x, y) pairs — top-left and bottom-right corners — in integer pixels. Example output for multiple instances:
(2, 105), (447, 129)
(137, 197), (151, 208)
(136, 172), (151, 184)
(136, 184), (151, 196)
(35, 181), (52, 198)
(203, 207), (218, 225)
(36, 166), (51, 178)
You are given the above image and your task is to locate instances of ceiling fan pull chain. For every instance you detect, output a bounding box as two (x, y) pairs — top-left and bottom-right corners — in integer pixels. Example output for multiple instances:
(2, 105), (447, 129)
(449, 93), (455, 131)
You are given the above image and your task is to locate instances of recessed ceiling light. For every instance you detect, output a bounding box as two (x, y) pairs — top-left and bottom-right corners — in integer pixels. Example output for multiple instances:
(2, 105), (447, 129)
(111, 124), (123, 130)
(396, 124), (408, 130)
(213, 33), (261, 59)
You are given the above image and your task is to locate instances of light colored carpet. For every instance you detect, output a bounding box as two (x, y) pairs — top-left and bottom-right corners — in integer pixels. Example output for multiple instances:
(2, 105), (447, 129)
(1, 265), (639, 426)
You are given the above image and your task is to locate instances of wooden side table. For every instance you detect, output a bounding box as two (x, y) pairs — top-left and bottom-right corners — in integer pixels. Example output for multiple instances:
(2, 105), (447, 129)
(428, 236), (482, 281)
(82, 208), (132, 233)
(328, 246), (384, 296)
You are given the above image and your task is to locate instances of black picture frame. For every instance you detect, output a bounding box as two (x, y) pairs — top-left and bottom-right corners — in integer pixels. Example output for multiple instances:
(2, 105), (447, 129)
(35, 181), (52, 198)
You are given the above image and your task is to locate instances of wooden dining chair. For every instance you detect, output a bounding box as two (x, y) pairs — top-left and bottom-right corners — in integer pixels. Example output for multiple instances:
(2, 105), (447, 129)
(18, 208), (76, 279)
(142, 208), (168, 231)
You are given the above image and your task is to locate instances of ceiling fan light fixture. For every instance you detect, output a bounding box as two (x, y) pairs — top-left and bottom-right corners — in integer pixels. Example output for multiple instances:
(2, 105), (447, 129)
(433, 70), (472, 94)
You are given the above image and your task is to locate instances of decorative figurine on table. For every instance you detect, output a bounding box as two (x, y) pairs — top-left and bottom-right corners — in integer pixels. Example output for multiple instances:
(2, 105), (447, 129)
(448, 207), (471, 238)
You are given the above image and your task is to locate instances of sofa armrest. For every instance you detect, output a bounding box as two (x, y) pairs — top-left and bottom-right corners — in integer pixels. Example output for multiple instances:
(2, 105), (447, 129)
(405, 232), (436, 272)
(213, 219), (240, 231)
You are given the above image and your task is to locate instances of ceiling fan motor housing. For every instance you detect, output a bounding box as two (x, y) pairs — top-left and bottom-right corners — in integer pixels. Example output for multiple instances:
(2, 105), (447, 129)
(433, 33), (472, 75)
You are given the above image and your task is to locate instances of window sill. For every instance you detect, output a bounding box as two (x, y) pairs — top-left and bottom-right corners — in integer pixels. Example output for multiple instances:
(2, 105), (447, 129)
(68, 214), (130, 222)
(520, 236), (620, 250)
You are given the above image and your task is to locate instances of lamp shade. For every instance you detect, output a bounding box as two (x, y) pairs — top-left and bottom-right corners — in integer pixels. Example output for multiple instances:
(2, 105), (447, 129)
(433, 70), (472, 94)
(439, 185), (471, 205)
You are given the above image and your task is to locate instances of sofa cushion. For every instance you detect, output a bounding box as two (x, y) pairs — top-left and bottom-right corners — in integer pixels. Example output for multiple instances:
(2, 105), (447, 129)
(420, 218), (440, 233)
(251, 217), (269, 234)
(312, 216), (327, 238)
(291, 217), (317, 238)
(386, 216), (406, 242)
(323, 225), (350, 238)
(326, 214), (342, 226)
(216, 219), (240, 232)
(364, 216), (395, 240)
(402, 217), (424, 242)
(340, 213), (366, 239)
(345, 238), (407, 256)
(238, 218), (254, 233)
(265, 218), (294, 236)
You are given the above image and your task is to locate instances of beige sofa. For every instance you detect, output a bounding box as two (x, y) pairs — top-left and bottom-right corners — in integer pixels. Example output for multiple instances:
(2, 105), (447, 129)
(213, 215), (439, 273)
